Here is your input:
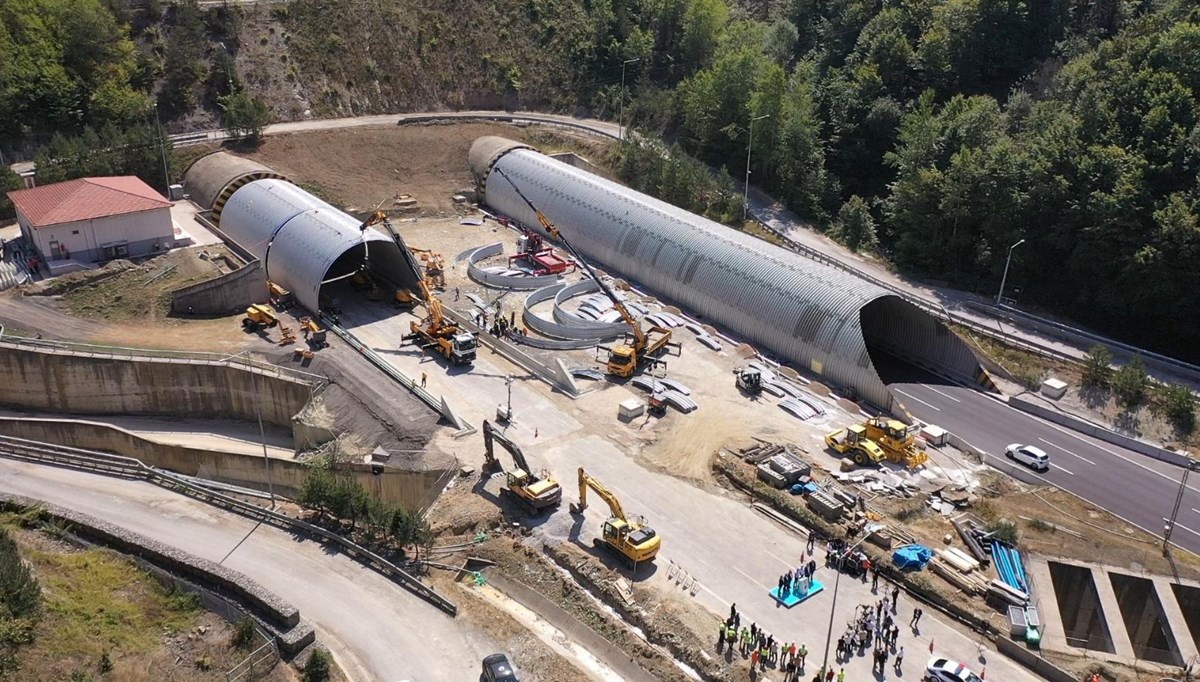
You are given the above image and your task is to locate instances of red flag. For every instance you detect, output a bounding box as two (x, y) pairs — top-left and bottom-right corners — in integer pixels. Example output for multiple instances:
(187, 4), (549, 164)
(928, 639), (934, 654)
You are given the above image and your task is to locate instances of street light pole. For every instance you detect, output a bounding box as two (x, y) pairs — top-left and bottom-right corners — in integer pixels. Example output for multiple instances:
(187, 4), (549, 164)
(744, 114), (770, 223)
(619, 58), (640, 142)
(995, 238), (1026, 304)
(820, 523), (884, 676)
(250, 366), (276, 507)
(152, 102), (171, 195)
(1164, 458), (1197, 554)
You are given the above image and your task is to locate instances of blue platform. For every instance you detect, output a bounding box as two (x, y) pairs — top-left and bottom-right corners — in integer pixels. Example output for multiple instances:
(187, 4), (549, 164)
(769, 578), (825, 608)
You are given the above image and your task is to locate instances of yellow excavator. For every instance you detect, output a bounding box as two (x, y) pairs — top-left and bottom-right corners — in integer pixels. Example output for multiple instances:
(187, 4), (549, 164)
(570, 467), (660, 567)
(481, 420), (562, 513)
(493, 168), (678, 377)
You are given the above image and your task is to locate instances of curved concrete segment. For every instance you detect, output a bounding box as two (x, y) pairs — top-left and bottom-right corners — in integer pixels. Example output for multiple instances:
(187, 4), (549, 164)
(469, 136), (985, 410)
(219, 179), (419, 312)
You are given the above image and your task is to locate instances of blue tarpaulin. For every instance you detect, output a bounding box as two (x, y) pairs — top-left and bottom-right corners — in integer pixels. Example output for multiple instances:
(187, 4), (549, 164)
(893, 544), (933, 570)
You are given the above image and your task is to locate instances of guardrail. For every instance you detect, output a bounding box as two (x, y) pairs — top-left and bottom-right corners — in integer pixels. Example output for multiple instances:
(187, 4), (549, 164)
(0, 434), (459, 616)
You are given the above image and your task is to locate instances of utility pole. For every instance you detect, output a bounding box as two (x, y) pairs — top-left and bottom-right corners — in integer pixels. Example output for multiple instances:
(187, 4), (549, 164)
(152, 102), (171, 196)
(821, 522), (884, 676)
(1163, 458), (1197, 554)
(250, 367), (276, 507)
(995, 238), (1025, 305)
(619, 58), (640, 142)
(744, 114), (770, 223)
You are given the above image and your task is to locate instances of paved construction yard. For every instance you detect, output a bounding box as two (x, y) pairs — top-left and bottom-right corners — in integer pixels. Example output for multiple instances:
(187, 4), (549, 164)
(331, 214), (1035, 681)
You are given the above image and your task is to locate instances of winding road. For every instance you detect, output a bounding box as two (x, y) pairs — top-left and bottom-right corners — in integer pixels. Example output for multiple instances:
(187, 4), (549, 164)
(0, 458), (497, 682)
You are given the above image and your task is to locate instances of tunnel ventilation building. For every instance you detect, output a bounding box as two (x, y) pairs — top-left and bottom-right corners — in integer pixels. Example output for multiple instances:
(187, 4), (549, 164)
(470, 136), (990, 411)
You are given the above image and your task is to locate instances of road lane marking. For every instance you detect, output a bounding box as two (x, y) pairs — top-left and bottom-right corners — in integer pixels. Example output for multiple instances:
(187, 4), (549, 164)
(767, 550), (797, 570)
(986, 394), (1200, 496)
(1049, 462), (1074, 476)
(1175, 523), (1200, 540)
(1037, 438), (1096, 465)
(1193, 508), (1200, 516)
(924, 386), (961, 403)
(892, 389), (941, 412)
(733, 566), (773, 592)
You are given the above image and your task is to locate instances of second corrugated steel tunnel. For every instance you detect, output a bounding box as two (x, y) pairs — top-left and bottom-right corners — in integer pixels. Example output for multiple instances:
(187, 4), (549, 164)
(469, 136), (992, 413)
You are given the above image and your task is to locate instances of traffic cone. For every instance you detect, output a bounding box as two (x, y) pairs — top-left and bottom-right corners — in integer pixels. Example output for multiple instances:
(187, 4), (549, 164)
(929, 639), (934, 654)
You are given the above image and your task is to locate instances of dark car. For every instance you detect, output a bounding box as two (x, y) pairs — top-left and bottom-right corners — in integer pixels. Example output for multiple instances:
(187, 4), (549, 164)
(482, 653), (519, 682)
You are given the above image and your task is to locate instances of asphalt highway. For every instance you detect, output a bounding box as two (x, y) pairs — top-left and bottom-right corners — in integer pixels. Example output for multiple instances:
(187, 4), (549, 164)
(880, 359), (1200, 556)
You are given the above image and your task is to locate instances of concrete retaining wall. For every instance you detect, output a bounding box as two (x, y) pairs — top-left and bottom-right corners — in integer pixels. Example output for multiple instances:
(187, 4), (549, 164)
(995, 638), (1077, 682)
(170, 260), (267, 316)
(1007, 395), (1192, 467)
(0, 491), (315, 655)
(0, 345), (311, 428)
(0, 417), (448, 510)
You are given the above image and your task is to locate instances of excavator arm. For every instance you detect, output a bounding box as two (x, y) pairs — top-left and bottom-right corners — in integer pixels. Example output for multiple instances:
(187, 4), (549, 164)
(492, 168), (648, 350)
(576, 467), (627, 522)
(482, 420), (533, 475)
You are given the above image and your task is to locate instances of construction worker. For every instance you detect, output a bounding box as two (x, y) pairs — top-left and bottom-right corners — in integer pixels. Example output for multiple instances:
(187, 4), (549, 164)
(759, 641), (769, 670)
(420, 372), (427, 388)
(837, 668), (845, 682)
(797, 642), (807, 667)
(750, 649), (759, 671)
(740, 626), (751, 656)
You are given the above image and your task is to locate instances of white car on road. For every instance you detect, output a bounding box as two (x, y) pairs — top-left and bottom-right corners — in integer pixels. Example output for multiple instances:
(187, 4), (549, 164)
(1006, 443), (1050, 471)
(925, 656), (983, 682)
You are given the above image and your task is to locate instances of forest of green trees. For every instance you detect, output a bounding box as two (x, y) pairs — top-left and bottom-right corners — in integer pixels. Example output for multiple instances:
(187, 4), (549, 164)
(1, 0), (1197, 360)
(590, 0), (1200, 362)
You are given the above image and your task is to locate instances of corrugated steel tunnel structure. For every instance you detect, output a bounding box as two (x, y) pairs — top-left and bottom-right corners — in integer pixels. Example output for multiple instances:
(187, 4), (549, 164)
(182, 151), (289, 223)
(470, 136), (991, 411)
(182, 153), (419, 313)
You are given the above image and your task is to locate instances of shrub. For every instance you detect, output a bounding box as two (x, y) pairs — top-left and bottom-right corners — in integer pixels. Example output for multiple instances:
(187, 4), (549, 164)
(1157, 384), (1196, 435)
(1081, 345), (1113, 389)
(1112, 356), (1149, 408)
(1025, 518), (1054, 533)
(232, 617), (257, 649)
(986, 519), (1019, 544)
(304, 648), (332, 682)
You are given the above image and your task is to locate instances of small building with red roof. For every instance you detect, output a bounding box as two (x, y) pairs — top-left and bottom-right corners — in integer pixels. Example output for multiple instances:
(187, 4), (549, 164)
(7, 176), (173, 268)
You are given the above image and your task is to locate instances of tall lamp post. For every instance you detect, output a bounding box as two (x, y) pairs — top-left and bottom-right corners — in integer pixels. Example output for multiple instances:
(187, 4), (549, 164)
(1164, 458), (1198, 554)
(743, 114), (770, 223)
(619, 58), (640, 142)
(820, 522), (884, 676)
(995, 238), (1025, 304)
(152, 102), (171, 195)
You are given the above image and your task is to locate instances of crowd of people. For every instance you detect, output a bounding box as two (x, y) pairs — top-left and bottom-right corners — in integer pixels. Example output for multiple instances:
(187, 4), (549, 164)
(715, 529), (928, 681)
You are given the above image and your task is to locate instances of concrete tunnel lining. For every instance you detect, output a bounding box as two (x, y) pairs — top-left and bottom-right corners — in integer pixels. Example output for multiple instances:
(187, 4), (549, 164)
(470, 136), (989, 411)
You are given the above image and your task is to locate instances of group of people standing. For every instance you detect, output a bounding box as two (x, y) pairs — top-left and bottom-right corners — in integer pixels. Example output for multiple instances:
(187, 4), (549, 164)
(719, 603), (810, 680)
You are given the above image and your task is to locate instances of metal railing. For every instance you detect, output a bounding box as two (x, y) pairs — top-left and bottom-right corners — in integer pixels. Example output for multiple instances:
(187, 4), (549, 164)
(226, 633), (280, 682)
(0, 434), (459, 616)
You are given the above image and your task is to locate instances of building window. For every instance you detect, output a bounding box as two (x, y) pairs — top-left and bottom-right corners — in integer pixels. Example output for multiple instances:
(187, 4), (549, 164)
(72, 230), (80, 235)
(102, 243), (128, 259)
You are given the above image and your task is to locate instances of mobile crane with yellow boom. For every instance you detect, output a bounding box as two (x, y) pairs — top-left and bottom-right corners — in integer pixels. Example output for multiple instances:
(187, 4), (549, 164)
(492, 168), (678, 378)
(570, 467), (660, 568)
(356, 210), (478, 365)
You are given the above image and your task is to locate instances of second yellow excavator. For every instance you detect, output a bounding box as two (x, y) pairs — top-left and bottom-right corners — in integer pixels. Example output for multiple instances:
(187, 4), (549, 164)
(482, 420), (562, 513)
(570, 467), (660, 567)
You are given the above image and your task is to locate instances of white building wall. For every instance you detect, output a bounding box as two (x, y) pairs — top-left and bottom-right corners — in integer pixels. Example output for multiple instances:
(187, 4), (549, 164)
(31, 207), (173, 262)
